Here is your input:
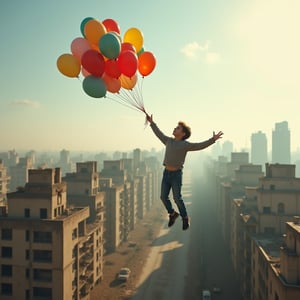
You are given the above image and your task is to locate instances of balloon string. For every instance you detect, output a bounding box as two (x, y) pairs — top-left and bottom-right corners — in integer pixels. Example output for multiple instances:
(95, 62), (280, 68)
(104, 74), (146, 114)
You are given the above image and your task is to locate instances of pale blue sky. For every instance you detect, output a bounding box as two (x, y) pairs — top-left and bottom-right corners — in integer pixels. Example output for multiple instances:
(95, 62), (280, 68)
(1, 0), (300, 152)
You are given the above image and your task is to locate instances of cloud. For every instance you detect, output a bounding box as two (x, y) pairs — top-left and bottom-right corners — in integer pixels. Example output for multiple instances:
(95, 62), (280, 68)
(180, 41), (220, 64)
(10, 99), (41, 108)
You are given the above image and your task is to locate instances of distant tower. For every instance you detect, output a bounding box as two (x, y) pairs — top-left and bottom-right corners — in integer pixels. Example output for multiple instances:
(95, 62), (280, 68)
(222, 141), (234, 160)
(251, 131), (268, 166)
(272, 121), (291, 164)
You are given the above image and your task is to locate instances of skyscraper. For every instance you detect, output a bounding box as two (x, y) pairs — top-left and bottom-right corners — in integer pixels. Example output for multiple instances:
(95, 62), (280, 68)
(251, 131), (268, 166)
(272, 121), (291, 164)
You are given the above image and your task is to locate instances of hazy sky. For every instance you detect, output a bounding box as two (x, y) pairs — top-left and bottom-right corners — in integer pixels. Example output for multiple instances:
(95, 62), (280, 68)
(1, 0), (299, 153)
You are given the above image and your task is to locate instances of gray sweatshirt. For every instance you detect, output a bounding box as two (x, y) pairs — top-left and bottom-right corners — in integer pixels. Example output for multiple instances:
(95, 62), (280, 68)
(150, 122), (215, 169)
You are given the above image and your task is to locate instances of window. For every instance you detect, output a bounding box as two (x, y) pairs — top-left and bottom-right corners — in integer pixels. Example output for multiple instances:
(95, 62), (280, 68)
(1, 283), (12, 296)
(25, 230), (30, 242)
(1, 265), (12, 277)
(1, 228), (12, 240)
(33, 287), (52, 299)
(25, 250), (30, 260)
(26, 268), (30, 279)
(278, 203), (285, 214)
(33, 232), (52, 243)
(33, 250), (52, 263)
(72, 228), (78, 240)
(24, 208), (30, 218)
(40, 208), (47, 219)
(263, 206), (271, 214)
(1, 247), (12, 258)
(33, 269), (52, 282)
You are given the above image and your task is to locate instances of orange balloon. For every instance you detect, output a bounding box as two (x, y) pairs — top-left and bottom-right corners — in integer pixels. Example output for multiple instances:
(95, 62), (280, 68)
(138, 51), (156, 76)
(120, 74), (137, 90)
(84, 19), (107, 45)
(57, 53), (81, 78)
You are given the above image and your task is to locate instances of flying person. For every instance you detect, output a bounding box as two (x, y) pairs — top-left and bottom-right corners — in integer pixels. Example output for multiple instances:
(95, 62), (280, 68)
(146, 113), (223, 230)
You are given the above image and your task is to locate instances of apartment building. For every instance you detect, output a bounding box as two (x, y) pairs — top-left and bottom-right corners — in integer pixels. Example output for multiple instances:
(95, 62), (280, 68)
(64, 161), (105, 224)
(0, 168), (102, 300)
(227, 163), (300, 299)
(251, 217), (300, 299)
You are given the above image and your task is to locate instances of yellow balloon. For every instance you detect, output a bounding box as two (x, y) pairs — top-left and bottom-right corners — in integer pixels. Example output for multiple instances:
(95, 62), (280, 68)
(123, 27), (144, 53)
(120, 73), (137, 90)
(57, 53), (81, 78)
(84, 19), (107, 45)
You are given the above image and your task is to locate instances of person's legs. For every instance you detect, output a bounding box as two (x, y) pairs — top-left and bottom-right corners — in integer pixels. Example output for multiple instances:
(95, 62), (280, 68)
(161, 170), (179, 227)
(171, 170), (187, 218)
(160, 170), (174, 214)
(172, 170), (189, 230)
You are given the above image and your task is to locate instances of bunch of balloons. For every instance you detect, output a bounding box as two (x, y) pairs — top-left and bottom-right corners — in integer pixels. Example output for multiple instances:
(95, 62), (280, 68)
(57, 17), (156, 113)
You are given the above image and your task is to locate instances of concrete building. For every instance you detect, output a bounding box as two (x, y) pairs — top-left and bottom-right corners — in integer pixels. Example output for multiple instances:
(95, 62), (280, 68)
(228, 163), (300, 299)
(9, 157), (33, 192)
(64, 161), (105, 224)
(255, 164), (300, 235)
(99, 161), (129, 253)
(0, 168), (102, 300)
(0, 160), (10, 205)
(58, 149), (75, 176)
(251, 130), (268, 168)
(251, 217), (300, 299)
(272, 121), (291, 164)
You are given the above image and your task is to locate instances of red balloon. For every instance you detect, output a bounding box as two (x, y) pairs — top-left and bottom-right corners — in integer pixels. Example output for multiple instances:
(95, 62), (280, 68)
(121, 42), (136, 53)
(102, 18), (120, 34)
(118, 50), (138, 78)
(81, 50), (105, 77)
(138, 51), (156, 76)
(105, 59), (121, 78)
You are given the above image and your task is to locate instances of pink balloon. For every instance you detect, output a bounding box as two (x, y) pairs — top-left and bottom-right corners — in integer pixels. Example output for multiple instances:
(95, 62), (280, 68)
(71, 37), (92, 61)
(81, 67), (91, 77)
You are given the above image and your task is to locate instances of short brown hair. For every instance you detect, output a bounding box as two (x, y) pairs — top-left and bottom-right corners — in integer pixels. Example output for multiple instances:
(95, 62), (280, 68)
(178, 121), (191, 140)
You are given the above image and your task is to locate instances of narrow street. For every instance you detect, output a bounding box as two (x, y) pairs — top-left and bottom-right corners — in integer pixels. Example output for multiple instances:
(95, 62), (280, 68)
(185, 169), (242, 299)
(131, 168), (242, 299)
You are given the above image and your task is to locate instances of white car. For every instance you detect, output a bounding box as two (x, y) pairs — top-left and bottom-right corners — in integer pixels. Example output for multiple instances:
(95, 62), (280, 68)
(117, 267), (131, 282)
(202, 290), (211, 300)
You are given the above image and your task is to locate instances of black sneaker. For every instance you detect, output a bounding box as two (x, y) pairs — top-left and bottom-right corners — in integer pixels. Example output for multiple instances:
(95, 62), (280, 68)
(168, 211), (179, 227)
(182, 217), (190, 230)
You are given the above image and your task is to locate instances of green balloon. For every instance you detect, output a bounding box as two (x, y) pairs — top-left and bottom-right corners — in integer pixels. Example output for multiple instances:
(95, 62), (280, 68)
(99, 32), (121, 59)
(80, 17), (94, 37)
(82, 76), (107, 98)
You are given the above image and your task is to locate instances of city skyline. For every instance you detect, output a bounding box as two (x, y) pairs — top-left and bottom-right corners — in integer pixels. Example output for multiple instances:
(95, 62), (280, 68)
(1, 1), (300, 152)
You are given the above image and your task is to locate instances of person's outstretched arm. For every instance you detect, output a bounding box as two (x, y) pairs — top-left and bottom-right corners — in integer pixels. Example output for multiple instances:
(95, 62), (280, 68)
(146, 113), (168, 145)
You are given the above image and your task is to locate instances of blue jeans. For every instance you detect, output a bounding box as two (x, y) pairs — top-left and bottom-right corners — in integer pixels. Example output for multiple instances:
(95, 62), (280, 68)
(160, 169), (187, 218)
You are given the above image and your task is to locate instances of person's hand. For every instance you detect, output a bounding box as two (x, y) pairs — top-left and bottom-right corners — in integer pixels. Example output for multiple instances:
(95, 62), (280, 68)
(146, 113), (153, 123)
(213, 131), (223, 141)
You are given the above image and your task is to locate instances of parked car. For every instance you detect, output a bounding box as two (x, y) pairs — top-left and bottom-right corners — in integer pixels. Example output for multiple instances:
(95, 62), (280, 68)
(202, 290), (211, 300)
(117, 267), (131, 282)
